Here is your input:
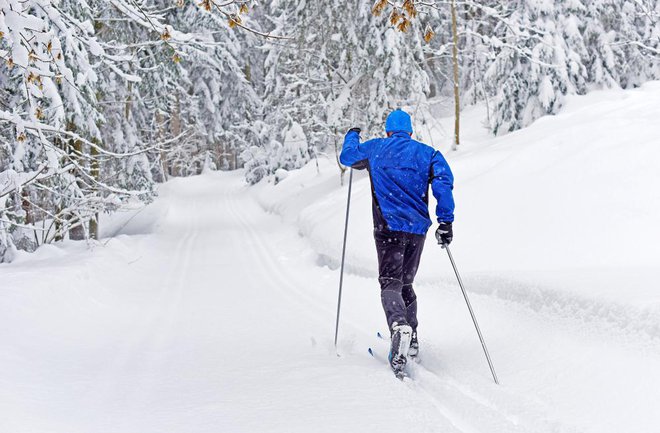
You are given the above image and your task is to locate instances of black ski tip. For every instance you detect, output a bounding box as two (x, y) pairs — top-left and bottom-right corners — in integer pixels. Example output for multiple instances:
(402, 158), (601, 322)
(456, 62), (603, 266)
(377, 331), (384, 339)
(368, 347), (374, 357)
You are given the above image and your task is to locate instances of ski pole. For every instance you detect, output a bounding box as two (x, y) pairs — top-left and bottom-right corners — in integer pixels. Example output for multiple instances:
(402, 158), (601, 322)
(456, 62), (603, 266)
(334, 168), (353, 349)
(443, 244), (500, 384)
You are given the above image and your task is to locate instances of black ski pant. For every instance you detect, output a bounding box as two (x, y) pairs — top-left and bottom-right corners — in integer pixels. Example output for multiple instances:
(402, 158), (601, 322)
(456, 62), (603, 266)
(374, 229), (425, 333)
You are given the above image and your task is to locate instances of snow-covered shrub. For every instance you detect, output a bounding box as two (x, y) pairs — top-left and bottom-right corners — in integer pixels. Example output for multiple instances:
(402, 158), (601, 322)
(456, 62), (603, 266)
(478, 0), (659, 134)
(0, 0), (269, 258)
(374, 0), (660, 135)
(253, 1), (431, 183)
(242, 144), (271, 185)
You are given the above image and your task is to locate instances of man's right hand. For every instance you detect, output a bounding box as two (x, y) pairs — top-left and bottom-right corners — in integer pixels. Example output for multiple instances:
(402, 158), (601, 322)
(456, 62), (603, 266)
(435, 222), (453, 246)
(347, 127), (361, 134)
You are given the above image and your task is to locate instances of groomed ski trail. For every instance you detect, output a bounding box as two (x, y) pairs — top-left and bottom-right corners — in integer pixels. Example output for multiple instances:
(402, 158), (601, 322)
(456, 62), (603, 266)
(3, 170), (660, 433)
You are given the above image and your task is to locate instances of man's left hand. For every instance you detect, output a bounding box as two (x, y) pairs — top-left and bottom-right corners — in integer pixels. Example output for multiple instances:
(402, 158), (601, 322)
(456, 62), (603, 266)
(435, 222), (453, 246)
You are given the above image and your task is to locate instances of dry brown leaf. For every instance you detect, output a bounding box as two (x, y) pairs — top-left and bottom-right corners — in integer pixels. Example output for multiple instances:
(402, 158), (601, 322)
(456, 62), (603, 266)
(403, 0), (417, 18)
(372, 0), (387, 17)
(228, 14), (242, 28)
(389, 9), (401, 26)
(423, 26), (435, 43)
(397, 18), (411, 33)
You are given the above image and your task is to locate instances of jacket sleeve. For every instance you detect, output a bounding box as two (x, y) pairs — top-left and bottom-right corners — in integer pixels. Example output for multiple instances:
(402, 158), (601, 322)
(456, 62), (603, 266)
(430, 150), (455, 223)
(339, 130), (375, 170)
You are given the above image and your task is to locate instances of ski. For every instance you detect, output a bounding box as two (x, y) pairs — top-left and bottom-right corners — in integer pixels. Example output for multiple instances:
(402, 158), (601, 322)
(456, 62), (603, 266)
(369, 331), (411, 380)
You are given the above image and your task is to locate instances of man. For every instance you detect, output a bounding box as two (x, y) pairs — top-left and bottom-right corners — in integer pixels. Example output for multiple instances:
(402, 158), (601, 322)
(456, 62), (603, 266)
(340, 109), (454, 377)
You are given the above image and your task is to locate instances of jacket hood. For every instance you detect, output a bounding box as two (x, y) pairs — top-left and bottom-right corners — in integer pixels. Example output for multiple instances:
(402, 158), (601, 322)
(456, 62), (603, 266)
(385, 109), (413, 134)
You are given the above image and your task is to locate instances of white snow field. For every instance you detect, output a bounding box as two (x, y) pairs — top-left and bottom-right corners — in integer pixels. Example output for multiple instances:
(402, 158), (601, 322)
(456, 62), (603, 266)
(2, 82), (660, 433)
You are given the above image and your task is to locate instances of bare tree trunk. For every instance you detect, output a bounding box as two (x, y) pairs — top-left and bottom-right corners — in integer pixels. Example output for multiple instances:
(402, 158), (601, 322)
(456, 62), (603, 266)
(21, 189), (31, 225)
(170, 94), (182, 177)
(20, 188), (39, 248)
(54, 203), (63, 242)
(52, 136), (64, 242)
(155, 111), (169, 182)
(89, 141), (100, 240)
(69, 123), (85, 241)
(89, 214), (98, 241)
(451, 0), (460, 151)
(125, 81), (132, 119)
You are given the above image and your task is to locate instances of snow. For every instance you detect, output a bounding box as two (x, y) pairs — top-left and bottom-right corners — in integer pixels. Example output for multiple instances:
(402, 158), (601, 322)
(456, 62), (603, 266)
(2, 83), (660, 432)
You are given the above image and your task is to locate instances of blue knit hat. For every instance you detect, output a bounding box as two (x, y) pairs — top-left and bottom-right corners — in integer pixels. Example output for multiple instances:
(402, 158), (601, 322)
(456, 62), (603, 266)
(385, 109), (413, 134)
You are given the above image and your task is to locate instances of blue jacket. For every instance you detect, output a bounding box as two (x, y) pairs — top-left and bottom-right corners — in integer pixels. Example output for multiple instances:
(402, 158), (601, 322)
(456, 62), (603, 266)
(340, 130), (454, 235)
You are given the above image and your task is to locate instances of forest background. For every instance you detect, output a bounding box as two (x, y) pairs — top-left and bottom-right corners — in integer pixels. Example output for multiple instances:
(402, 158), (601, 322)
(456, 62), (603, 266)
(0, 0), (658, 262)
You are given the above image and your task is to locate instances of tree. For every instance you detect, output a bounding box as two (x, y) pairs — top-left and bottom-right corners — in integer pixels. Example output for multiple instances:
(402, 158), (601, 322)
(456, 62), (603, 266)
(0, 0), (276, 261)
(450, 0), (460, 150)
(245, 0), (432, 184)
(372, 0), (659, 136)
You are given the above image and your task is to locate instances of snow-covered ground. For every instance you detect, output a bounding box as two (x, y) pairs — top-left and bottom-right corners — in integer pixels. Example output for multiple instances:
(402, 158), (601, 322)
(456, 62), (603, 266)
(2, 83), (660, 433)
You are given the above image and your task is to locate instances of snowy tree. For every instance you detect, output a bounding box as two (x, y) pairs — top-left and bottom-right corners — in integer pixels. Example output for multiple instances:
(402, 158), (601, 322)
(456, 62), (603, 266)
(372, 0), (659, 136)
(0, 0), (135, 249)
(0, 0), (273, 261)
(244, 0), (432, 184)
(2, 0), (658, 261)
(485, 0), (659, 134)
(483, 0), (585, 134)
(583, 0), (660, 88)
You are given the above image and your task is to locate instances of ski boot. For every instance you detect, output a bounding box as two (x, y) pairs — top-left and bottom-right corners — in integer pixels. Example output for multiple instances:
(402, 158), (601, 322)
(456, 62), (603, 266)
(408, 330), (419, 359)
(388, 323), (412, 379)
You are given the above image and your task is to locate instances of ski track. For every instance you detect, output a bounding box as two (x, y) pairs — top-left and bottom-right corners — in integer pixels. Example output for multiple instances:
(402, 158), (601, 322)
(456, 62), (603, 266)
(224, 185), (337, 326)
(251, 169), (660, 432)
(267, 152), (660, 347)
(3, 171), (660, 433)
(368, 336), (577, 433)
(218, 174), (588, 433)
(89, 192), (200, 428)
(307, 236), (660, 347)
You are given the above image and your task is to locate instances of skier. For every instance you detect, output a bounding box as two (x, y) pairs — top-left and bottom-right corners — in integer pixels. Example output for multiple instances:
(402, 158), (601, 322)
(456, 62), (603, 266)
(340, 109), (455, 377)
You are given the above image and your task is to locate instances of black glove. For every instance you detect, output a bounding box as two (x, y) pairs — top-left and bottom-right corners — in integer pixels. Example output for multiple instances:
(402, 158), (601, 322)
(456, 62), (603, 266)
(435, 222), (453, 246)
(348, 127), (361, 134)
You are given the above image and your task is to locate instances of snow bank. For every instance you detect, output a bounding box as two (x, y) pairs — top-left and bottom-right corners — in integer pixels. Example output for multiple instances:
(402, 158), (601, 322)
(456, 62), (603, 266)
(3, 83), (660, 433)
(255, 82), (660, 337)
